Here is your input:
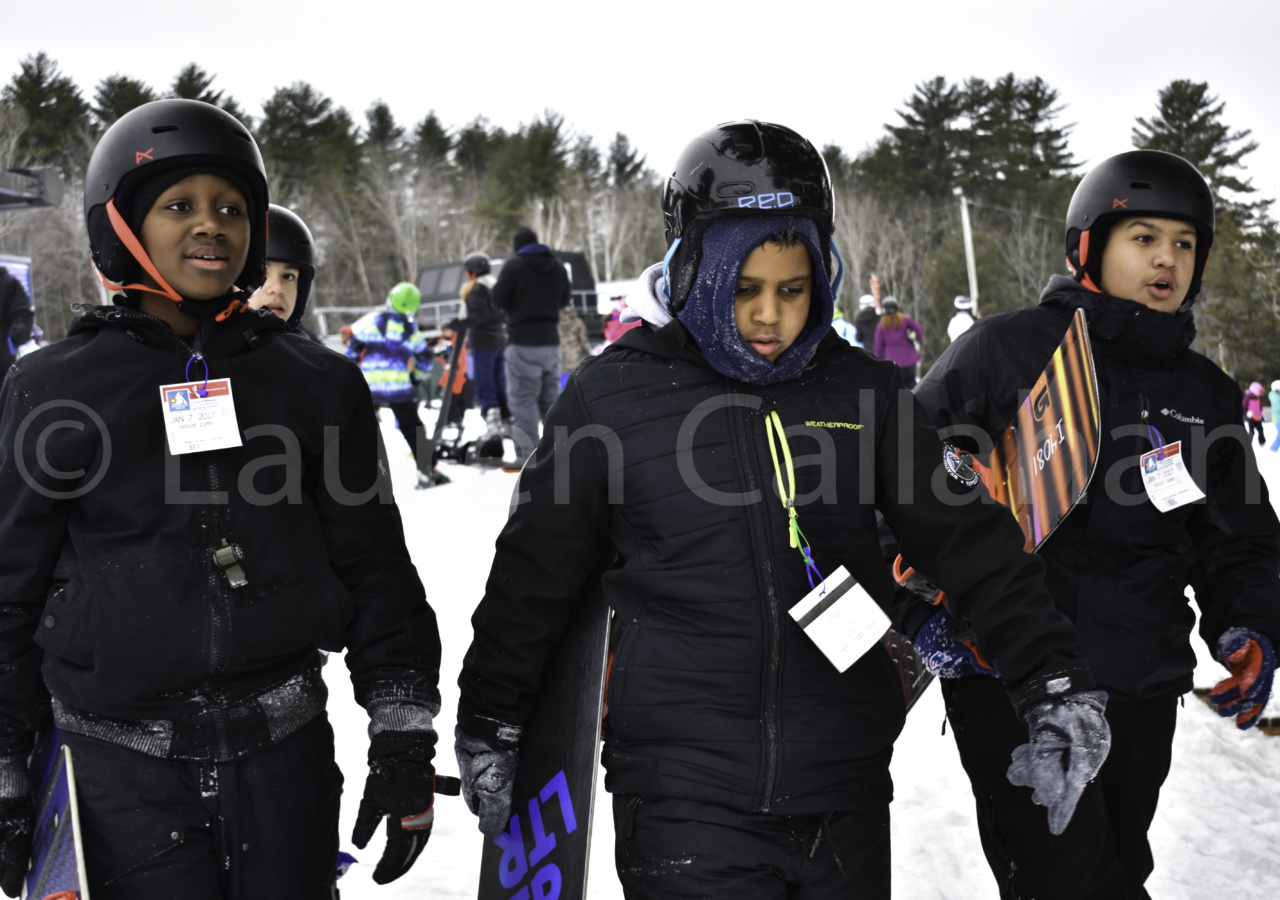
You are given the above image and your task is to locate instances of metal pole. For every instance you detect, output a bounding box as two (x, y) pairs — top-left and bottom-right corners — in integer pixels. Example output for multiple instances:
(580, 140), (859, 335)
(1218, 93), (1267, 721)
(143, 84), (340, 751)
(955, 187), (980, 317)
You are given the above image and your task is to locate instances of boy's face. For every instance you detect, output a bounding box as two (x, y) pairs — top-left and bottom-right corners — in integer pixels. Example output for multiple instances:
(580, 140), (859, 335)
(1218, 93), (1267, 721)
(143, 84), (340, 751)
(1098, 216), (1197, 314)
(734, 241), (812, 362)
(138, 173), (250, 301)
(249, 261), (300, 320)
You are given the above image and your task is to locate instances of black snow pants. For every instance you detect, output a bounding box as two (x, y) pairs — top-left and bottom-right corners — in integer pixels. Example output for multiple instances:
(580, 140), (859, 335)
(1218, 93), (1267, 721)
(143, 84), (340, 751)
(941, 675), (1177, 900)
(63, 714), (343, 900)
(611, 794), (890, 899)
(388, 401), (432, 476)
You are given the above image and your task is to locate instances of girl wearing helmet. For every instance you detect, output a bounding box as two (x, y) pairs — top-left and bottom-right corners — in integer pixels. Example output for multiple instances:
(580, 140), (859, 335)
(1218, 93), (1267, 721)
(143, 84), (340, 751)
(915, 149), (1280, 899)
(455, 121), (1099, 898)
(0, 100), (450, 896)
(1244, 381), (1266, 446)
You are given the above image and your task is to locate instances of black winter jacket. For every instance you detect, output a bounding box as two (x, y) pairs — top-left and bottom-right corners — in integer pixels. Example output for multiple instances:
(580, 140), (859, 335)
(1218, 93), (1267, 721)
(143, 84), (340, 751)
(0, 297), (441, 760)
(459, 320), (1093, 816)
(0, 268), (34, 377)
(491, 250), (570, 346)
(915, 276), (1280, 701)
(853, 308), (878, 349)
(456, 277), (506, 352)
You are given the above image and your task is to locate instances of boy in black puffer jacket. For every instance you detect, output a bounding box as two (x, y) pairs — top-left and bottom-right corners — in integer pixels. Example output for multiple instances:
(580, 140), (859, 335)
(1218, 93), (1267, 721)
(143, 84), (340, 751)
(0, 101), (451, 898)
(914, 150), (1280, 900)
(455, 121), (1108, 900)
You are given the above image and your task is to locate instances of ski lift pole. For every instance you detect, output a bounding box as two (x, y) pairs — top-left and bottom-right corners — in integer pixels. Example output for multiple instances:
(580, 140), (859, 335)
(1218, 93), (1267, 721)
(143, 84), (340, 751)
(954, 186), (980, 317)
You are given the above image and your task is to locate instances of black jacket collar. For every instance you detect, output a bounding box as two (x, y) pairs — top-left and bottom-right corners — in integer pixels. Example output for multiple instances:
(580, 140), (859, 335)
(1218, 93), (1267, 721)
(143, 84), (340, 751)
(1039, 275), (1196, 369)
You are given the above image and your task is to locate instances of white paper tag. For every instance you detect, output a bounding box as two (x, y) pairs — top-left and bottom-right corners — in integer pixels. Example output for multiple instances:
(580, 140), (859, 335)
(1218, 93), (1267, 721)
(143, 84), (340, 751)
(1140, 440), (1204, 512)
(788, 565), (891, 672)
(159, 378), (243, 455)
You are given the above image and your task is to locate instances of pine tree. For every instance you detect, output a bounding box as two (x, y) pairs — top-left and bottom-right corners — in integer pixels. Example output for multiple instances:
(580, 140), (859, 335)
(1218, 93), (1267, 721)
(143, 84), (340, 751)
(92, 75), (157, 128)
(1, 53), (91, 170)
(414, 111), (452, 169)
(856, 76), (965, 200)
(168, 64), (248, 124)
(607, 133), (645, 189)
(1133, 80), (1258, 199)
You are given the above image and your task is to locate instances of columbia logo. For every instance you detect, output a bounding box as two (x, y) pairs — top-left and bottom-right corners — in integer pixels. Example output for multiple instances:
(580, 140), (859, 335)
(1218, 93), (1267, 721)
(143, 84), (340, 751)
(1161, 408), (1204, 425)
(806, 420), (863, 430)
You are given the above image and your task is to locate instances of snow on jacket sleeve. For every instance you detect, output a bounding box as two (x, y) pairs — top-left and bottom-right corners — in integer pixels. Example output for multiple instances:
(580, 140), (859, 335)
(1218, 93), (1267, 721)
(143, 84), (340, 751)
(874, 370), (1094, 716)
(1186, 398), (1280, 654)
(457, 373), (613, 743)
(320, 370), (442, 715)
(0, 364), (69, 754)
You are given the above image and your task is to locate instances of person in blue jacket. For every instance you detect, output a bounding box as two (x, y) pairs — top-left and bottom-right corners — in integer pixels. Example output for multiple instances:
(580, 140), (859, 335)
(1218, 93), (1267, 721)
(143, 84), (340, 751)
(346, 282), (448, 486)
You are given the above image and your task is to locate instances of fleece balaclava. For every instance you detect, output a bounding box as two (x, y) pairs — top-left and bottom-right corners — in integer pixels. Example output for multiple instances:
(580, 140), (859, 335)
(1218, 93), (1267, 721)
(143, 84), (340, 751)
(675, 215), (834, 385)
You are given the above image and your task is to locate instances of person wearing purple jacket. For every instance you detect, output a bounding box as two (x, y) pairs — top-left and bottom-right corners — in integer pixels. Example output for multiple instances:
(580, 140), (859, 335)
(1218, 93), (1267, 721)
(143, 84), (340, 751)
(872, 296), (923, 386)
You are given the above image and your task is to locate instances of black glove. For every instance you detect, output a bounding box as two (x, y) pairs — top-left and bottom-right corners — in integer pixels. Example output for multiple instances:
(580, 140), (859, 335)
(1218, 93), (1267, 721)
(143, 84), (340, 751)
(0, 796), (33, 898)
(352, 730), (461, 885)
(1007, 689), (1111, 835)
(455, 726), (521, 836)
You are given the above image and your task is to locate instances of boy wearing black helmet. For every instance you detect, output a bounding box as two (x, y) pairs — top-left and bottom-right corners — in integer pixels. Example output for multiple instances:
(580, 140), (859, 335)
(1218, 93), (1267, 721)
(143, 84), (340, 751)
(248, 203), (316, 328)
(455, 121), (1104, 898)
(915, 150), (1280, 899)
(0, 100), (452, 897)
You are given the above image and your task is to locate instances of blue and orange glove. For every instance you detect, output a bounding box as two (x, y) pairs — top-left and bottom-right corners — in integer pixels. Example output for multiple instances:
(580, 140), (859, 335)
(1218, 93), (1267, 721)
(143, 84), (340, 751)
(912, 609), (999, 678)
(1209, 627), (1276, 730)
(352, 730), (461, 884)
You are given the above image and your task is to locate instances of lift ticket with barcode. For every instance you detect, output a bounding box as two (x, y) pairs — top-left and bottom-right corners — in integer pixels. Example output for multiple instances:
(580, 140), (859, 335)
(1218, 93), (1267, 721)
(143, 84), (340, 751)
(159, 379), (243, 455)
(788, 566), (891, 672)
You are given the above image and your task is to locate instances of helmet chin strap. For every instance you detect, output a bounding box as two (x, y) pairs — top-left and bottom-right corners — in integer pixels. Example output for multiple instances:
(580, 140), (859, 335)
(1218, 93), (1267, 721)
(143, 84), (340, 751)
(101, 197), (248, 321)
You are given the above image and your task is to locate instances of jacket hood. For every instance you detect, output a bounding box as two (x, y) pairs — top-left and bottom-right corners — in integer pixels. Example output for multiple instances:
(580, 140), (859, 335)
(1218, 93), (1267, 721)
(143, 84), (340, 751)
(1039, 274), (1196, 368)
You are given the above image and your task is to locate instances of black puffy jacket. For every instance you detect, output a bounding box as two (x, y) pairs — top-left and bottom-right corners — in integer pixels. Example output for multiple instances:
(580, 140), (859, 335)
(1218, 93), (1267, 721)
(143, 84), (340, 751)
(459, 320), (1092, 816)
(457, 277), (506, 352)
(915, 276), (1280, 701)
(0, 268), (34, 378)
(0, 297), (441, 760)
(491, 249), (570, 346)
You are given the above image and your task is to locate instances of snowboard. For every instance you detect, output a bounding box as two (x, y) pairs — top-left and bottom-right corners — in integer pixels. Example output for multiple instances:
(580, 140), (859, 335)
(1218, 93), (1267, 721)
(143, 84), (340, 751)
(899, 307), (1101, 704)
(476, 591), (612, 900)
(24, 728), (89, 900)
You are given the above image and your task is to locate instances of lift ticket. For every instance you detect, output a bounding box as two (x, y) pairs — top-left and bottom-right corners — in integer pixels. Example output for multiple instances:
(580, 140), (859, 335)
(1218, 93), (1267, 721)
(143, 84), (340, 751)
(789, 565), (891, 672)
(159, 379), (243, 455)
(1139, 440), (1204, 512)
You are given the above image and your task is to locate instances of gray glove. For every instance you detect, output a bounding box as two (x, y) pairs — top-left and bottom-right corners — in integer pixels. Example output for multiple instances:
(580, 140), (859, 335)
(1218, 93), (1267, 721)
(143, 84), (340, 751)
(1007, 689), (1111, 836)
(454, 726), (521, 836)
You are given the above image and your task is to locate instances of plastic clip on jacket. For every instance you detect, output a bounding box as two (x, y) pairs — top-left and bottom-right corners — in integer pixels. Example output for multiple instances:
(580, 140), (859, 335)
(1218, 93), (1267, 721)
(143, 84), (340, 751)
(214, 539), (248, 588)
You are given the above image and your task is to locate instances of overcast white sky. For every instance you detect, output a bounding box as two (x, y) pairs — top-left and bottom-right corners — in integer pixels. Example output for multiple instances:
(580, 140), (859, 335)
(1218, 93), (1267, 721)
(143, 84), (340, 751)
(6, 0), (1280, 205)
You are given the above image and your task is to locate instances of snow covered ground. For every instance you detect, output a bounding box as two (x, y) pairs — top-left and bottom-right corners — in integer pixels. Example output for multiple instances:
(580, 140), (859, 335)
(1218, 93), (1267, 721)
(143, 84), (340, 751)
(326, 407), (1280, 898)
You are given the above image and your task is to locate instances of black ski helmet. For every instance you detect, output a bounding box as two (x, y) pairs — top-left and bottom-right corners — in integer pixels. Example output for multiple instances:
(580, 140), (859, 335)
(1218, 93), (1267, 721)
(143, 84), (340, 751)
(263, 204), (316, 325)
(464, 252), (491, 277)
(84, 99), (269, 314)
(1065, 150), (1214, 305)
(661, 120), (834, 311)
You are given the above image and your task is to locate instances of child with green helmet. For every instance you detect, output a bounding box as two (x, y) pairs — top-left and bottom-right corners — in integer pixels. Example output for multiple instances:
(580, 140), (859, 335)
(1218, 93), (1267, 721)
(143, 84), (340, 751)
(345, 281), (448, 486)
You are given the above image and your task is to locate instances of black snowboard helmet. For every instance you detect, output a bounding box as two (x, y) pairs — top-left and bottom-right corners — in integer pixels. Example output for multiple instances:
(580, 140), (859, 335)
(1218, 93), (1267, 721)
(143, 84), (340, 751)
(464, 252), (492, 277)
(263, 204), (316, 325)
(84, 99), (269, 317)
(661, 120), (834, 311)
(1065, 150), (1215, 306)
